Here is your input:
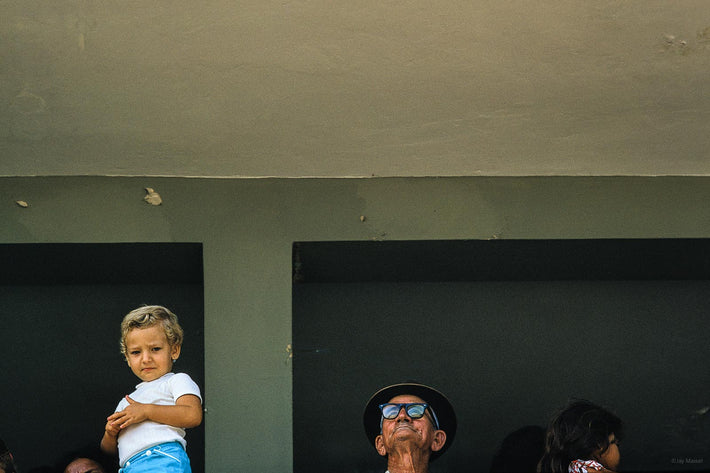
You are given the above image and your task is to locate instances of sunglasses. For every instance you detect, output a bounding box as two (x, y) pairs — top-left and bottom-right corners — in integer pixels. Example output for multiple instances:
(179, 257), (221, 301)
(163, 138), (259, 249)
(378, 402), (440, 429)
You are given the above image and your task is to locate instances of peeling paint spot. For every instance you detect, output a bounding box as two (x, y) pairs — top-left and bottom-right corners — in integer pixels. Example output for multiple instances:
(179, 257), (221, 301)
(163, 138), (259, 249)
(662, 33), (694, 55)
(10, 87), (49, 141)
(143, 188), (162, 206)
(13, 88), (46, 114)
(15, 200), (29, 208)
(285, 344), (293, 364)
(360, 215), (366, 222)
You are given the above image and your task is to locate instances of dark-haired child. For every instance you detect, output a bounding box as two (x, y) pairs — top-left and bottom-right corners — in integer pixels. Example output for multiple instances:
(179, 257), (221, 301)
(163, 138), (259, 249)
(537, 399), (623, 473)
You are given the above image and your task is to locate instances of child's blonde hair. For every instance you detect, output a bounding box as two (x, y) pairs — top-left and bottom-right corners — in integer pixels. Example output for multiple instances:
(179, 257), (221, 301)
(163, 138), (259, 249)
(120, 305), (184, 357)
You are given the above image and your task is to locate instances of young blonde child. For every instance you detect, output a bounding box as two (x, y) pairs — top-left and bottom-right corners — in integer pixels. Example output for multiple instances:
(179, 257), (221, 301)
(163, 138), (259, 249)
(100, 305), (202, 473)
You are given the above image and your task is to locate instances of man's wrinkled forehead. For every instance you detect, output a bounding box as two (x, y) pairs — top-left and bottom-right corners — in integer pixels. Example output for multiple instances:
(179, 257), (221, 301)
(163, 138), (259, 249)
(388, 394), (427, 404)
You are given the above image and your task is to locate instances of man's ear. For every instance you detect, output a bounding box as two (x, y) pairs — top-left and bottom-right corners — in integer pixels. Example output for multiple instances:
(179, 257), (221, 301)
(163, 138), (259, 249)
(430, 430), (447, 452)
(375, 435), (387, 457)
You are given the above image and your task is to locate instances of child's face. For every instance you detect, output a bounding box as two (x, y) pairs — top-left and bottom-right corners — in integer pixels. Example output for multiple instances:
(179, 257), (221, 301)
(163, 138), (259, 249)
(598, 434), (621, 471)
(124, 324), (180, 382)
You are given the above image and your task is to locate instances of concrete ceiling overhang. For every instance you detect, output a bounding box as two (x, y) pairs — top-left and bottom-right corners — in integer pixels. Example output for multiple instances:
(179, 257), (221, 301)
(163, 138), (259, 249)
(1, 1), (709, 177)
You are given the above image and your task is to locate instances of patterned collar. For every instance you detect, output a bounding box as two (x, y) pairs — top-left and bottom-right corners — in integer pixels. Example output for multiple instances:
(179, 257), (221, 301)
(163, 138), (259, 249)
(569, 459), (605, 473)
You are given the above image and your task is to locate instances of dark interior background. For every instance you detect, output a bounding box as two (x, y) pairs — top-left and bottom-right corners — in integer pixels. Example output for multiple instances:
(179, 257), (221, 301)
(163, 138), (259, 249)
(292, 239), (710, 473)
(0, 243), (205, 473)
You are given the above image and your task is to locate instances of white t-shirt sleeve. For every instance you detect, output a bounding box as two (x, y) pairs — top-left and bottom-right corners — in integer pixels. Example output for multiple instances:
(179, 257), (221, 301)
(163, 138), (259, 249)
(168, 372), (202, 403)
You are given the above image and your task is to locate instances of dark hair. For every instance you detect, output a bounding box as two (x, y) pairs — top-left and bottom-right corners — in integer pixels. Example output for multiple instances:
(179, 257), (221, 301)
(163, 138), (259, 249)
(537, 400), (623, 473)
(55, 444), (115, 473)
(0, 438), (17, 473)
(490, 425), (546, 473)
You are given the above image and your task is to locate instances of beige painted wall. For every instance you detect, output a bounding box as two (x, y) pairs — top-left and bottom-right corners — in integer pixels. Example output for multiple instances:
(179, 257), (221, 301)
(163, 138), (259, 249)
(2, 2), (710, 177)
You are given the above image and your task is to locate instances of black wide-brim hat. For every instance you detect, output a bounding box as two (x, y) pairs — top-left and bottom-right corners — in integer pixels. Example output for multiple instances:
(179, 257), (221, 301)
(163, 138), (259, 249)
(363, 382), (457, 460)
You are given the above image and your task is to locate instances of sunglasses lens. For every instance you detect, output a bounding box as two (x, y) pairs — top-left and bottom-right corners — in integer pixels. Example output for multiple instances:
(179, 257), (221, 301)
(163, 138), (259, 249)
(407, 404), (426, 418)
(380, 403), (428, 419)
(381, 404), (400, 419)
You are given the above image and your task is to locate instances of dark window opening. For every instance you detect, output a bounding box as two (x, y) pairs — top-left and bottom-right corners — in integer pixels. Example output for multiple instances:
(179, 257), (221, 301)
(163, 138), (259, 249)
(293, 239), (710, 473)
(0, 243), (205, 473)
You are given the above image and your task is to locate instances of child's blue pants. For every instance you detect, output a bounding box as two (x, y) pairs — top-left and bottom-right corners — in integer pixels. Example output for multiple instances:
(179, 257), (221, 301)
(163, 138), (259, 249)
(119, 442), (192, 473)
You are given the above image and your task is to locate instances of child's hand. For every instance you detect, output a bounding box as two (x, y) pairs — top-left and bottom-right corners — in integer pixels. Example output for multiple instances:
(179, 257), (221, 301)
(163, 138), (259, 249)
(101, 415), (121, 455)
(106, 396), (150, 429)
(104, 418), (121, 437)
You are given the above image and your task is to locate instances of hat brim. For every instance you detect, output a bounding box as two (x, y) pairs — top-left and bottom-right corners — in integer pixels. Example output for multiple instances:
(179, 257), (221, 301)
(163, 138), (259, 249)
(363, 382), (456, 460)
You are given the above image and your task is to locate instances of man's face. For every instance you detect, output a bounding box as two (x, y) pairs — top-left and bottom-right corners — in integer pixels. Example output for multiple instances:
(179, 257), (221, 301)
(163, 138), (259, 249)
(375, 394), (446, 457)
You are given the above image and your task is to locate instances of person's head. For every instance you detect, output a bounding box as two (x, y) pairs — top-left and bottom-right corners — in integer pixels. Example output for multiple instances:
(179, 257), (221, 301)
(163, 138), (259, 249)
(538, 400), (623, 473)
(363, 383), (456, 463)
(489, 425), (546, 473)
(56, 446), (113, 473)
(0, 438), (17, 473)
(120, 305), (184, 382)
(63, 458), (105, 473)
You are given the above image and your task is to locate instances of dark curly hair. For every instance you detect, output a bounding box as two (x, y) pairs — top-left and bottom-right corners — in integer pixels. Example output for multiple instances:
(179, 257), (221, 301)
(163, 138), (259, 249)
(0, 438), (17, 473)
(537, 400), (623, 473)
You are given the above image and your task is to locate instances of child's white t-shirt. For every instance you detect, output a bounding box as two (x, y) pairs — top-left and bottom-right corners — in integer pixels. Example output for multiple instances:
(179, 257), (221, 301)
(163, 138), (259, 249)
(115, 372), (202, 466)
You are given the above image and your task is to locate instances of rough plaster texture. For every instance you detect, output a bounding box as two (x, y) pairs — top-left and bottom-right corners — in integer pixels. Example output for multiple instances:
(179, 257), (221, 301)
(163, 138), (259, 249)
(1, 2), (710, 177)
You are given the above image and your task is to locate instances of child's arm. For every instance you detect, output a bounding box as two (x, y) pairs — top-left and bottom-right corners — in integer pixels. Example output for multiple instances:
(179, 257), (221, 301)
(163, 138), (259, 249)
(106, 394), (203, 430)
(100, 417), (121, 455)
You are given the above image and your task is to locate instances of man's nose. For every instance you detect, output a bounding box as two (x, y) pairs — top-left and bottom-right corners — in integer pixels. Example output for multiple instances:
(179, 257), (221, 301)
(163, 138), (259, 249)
(395, 406), (412, 421)
(141, 351), (152, 362)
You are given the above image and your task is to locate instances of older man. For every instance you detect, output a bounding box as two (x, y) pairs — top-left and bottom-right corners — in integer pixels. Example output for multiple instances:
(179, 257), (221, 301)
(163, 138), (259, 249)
(363, 382), (456, 473)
